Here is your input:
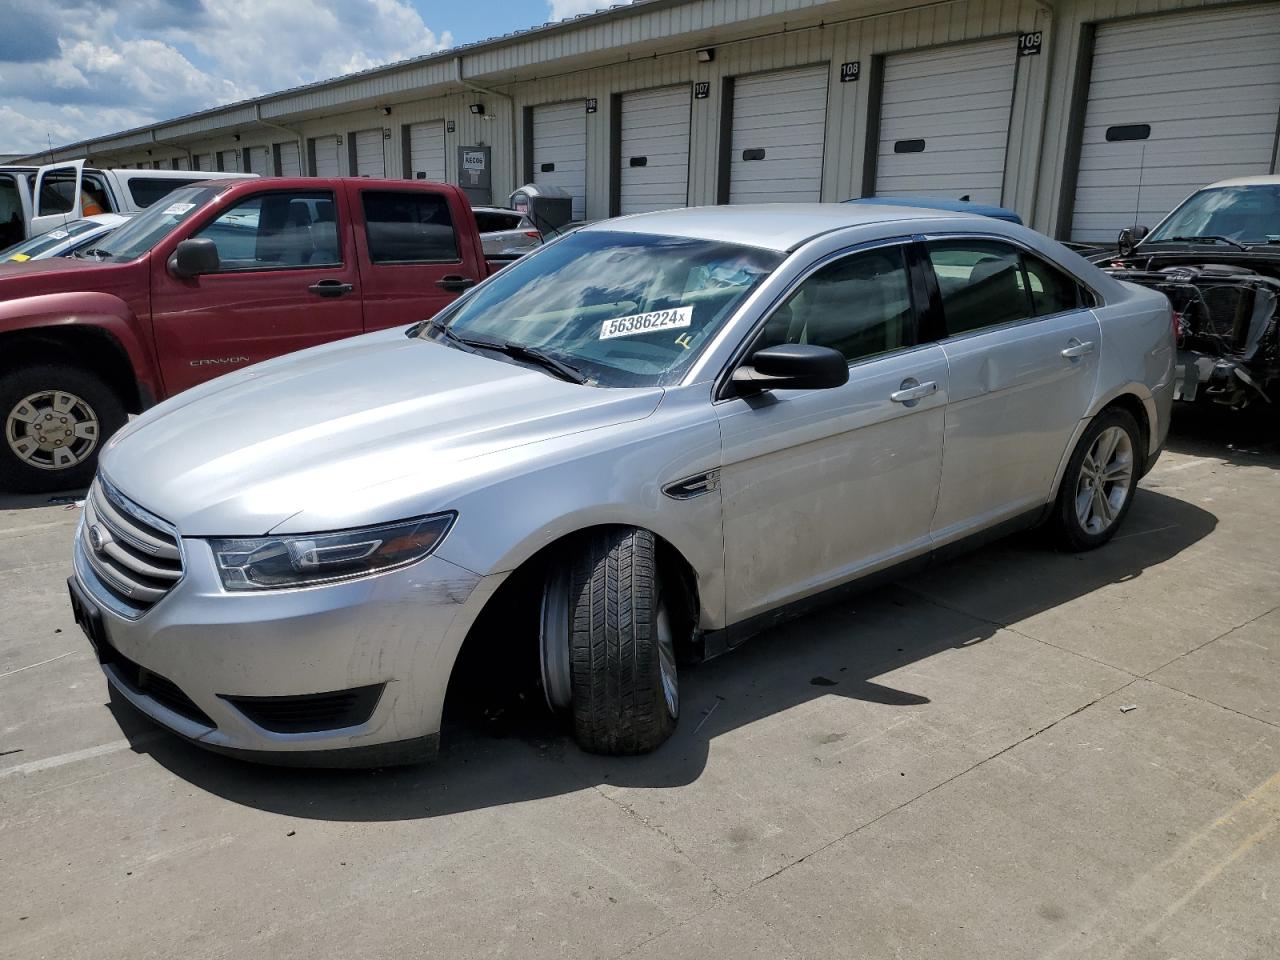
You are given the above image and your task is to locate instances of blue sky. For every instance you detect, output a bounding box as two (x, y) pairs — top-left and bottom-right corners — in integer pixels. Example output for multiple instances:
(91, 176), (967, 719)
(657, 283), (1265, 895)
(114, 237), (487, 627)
(0, 0), (620, 155)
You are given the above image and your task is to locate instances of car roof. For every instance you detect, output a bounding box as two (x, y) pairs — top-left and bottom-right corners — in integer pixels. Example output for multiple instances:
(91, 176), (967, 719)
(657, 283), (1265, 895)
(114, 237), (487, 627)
(845, 195), (1022, 223)
(471, 205), (522, 214)
(1202, 175), (1280, 189)
(586, 202), (972, 252)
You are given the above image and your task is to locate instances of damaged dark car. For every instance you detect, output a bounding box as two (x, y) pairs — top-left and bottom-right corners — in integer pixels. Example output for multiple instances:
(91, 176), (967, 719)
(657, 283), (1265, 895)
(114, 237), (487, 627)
(1099, 177), (1280, 408)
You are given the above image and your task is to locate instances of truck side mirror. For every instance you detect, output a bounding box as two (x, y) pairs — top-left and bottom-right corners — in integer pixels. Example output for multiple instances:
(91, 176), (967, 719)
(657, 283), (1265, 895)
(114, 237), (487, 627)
(168, 238), (220, 279)
(1117, 225), (1148, 256)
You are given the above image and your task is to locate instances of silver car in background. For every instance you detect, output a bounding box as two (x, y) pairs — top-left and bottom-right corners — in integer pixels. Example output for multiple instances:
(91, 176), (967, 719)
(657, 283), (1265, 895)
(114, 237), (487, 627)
(69, 204), (1175, 765)
(472, 205), (541, 256)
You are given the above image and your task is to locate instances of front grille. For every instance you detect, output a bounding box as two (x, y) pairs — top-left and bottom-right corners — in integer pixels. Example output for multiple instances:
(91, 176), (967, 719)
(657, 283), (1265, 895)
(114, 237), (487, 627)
(79, 477), (183, 616)
(222, 684), (385, 734)
(100, 634), (215, 728)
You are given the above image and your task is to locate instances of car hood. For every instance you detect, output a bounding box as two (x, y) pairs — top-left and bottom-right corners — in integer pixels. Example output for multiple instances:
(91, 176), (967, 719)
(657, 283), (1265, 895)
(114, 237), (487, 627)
(100, 328), (664, 535)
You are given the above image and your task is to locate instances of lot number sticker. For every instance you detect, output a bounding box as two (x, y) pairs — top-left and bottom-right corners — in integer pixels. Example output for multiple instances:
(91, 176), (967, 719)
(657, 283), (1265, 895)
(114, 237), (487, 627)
(163, 202), (195, 216)
(600, 306), (693, 340)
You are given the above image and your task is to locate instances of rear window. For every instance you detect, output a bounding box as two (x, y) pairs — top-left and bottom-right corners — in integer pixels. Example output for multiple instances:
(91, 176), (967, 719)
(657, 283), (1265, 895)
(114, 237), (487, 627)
(128, 177), (198, 208)
(362, 191), (459, 263)
(475, 210), (522, 232)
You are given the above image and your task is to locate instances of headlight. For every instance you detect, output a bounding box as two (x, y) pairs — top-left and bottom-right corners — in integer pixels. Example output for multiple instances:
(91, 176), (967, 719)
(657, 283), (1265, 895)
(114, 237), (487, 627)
(209, 513), (455, 591)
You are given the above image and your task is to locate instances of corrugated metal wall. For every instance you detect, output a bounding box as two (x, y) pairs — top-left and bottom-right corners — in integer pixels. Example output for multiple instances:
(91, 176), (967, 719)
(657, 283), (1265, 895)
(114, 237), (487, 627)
(73, 0), (1280, 235)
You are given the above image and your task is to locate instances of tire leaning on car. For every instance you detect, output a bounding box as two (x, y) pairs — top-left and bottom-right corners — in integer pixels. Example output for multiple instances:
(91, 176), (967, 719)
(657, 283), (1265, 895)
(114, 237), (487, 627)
(1051, 406), (1142, 552)
(549, 527), (679, 755)
(0, 364), (126, 494)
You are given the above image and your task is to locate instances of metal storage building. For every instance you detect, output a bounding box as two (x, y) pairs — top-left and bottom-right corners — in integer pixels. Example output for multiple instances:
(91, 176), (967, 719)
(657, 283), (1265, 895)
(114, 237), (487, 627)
(18, 0), (1280, 242)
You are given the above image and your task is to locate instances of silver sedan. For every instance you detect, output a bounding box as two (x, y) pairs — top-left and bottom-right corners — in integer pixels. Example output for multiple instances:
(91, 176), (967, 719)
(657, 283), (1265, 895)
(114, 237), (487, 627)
(70, 204), (1176, 765)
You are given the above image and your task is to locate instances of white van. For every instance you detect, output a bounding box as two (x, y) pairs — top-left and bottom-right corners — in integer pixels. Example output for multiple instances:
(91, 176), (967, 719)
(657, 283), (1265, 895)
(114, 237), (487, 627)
(0, 160), (255, 248)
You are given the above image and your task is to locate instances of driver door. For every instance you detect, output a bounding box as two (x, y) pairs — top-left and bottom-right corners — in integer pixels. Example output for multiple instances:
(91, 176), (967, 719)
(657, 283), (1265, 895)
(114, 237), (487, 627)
(30, 160), (85, 238)
(715, 242), (947, 624)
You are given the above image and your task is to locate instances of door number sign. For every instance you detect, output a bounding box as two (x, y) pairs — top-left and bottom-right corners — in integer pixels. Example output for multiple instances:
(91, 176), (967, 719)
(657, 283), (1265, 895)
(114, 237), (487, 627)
(839, 61), (861, 82)
(1018, 32), (1043, 56)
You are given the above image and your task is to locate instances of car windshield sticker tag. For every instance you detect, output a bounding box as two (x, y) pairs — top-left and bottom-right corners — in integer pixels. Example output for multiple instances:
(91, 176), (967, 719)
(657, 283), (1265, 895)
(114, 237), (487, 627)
(163, 202), (195, 216)
(600, 306), (694, 340)
(49, 230), (69, 239)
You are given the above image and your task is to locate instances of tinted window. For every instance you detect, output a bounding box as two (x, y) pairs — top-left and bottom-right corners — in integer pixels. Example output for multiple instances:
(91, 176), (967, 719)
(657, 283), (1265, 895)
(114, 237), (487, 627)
(29, 172), (113, 217)
(0, 175), (22, 248)
(928, 240), (1032, 335)
(762, 246), (915, 363)
(1022, 253), (1081, 316)
(129, 177), (197, 208)
(363, 191), (458, 263)
(475, 211), (521, 232)
(191, 191), (341, 271)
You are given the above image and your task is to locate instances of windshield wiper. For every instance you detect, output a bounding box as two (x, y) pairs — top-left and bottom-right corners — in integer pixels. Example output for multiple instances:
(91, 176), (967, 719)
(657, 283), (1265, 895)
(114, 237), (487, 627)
(427, 319), (588, 384)
(1163, 235), (1249, 251)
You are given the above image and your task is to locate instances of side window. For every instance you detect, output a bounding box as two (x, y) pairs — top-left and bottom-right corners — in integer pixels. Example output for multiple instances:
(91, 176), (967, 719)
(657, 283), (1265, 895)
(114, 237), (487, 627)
(33, 172), (74, 215)
(1021, 252), (1082, 316)
(0, 175), (22, 248)
(473, 211), (503, 233)
(81, 174), (113, 215)
(191, 191), (340, 271)
(362, 191), (459, 264)
(761, 245), (915, 363)
(129, 177), (197, 208)
(927, 240), (1032, 336)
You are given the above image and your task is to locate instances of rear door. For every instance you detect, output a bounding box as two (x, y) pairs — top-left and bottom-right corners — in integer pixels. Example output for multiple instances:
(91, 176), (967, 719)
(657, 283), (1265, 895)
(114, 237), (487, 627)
(924, 237), (1101, 543)
(149, 184), (364, 394)
(30, 160), (85, 237)
(347, 183), (486, 330)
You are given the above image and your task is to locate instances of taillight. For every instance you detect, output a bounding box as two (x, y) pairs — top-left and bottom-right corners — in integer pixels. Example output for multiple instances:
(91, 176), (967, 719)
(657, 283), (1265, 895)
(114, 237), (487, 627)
(524, 231), (541, 239)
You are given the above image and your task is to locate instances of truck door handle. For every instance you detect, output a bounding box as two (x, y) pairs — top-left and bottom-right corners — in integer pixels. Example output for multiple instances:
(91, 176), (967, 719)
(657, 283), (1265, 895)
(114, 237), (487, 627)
(309, 279), (353, 297)
(435, 275), (477, 292)
(889, 378), (938, 404)
(1061, 339), (1096, 359)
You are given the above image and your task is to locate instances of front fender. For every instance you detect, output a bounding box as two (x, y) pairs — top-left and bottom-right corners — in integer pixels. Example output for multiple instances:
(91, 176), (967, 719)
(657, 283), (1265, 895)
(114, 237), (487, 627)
(0, 291), (160, 403)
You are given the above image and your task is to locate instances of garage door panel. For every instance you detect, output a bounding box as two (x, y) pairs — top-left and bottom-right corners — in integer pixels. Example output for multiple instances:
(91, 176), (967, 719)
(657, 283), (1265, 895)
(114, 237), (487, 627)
(1070, 4), (1280, 243)
(407, 121), (446, 181)
(312, 135), (340, 177)
(874, 38), (1016, 206)
(729, 65), (828, 204)
(533, 101), (587, 219)
(619, 85), (691, 214)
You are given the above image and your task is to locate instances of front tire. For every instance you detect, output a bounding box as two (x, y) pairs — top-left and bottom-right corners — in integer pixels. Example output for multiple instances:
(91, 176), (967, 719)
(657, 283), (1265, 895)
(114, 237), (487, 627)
(1051, 407), (1141, 552)
(565, 528), (678, 755)
(0, 365), (126, 493)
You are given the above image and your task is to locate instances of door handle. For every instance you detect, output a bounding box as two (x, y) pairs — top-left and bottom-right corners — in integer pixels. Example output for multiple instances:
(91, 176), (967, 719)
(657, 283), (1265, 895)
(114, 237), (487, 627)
(436, 275), (477, 292)
(889, 378), (938, 404)
(1061, 339), (1096, 359)
(308, 279), (353, 297)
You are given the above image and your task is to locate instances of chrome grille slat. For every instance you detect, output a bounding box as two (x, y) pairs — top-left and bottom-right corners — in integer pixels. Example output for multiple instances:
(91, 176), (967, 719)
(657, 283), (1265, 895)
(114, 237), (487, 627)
(78, 478), (184, 616)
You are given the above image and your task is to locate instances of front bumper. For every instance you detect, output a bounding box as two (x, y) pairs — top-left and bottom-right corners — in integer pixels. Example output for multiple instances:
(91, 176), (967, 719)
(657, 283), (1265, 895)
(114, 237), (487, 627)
(72, 529), (491, 764)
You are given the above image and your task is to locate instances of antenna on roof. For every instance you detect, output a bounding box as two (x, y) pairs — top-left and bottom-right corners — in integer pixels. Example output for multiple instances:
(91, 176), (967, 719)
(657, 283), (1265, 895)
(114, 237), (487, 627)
(1132, 144), (1146, 231)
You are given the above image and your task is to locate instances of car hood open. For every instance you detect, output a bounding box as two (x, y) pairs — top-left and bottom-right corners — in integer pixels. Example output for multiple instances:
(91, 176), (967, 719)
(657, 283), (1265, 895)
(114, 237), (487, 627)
(100, 328), (663, 535)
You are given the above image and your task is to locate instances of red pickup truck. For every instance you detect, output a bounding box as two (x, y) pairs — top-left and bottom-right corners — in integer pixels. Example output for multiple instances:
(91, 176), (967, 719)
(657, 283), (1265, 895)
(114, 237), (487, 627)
(0, 177), (496, 493)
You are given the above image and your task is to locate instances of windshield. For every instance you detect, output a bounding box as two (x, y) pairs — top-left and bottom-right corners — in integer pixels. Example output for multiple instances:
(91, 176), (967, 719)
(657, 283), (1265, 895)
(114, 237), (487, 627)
(1144, 184), (1280, 246)
(423, 230), (782, 387)
(0, 219), (104, 262)
(83, 185), (223, 261)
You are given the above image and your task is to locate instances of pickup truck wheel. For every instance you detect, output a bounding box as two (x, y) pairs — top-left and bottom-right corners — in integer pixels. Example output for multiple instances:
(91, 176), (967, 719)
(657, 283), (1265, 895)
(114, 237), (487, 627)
(0, 365), (125, 493)
(1051, 408), (1141, 552)
(562, 528), (678, 755)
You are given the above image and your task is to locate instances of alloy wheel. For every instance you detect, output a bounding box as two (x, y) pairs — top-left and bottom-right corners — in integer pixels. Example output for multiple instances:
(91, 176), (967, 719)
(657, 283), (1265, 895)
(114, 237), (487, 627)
(1074, 425), (1134, 535)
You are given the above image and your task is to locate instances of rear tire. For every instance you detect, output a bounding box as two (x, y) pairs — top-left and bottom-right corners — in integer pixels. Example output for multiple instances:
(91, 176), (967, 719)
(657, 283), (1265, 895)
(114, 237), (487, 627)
(0, 365), (126, 494)
(1051, 407), (1142, 552)
(567, 528), (678, 755)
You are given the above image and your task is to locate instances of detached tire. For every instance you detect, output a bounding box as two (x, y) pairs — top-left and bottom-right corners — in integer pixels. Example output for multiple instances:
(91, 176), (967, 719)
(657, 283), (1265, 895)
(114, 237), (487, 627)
(1051, 407), (1142, 552)
(568, 528), (678, 755)
(0, 364), (126, 494)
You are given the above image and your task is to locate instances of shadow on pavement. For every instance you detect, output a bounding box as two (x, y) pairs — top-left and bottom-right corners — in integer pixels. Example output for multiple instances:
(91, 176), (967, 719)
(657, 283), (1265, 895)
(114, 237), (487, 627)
(106, 488), (1217, 821)
(1166, 402), (1279, 466)
(0, 488), (87, 512)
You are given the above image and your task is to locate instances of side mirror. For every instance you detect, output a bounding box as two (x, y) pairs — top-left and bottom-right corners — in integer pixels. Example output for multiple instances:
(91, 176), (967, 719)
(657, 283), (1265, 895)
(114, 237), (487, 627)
(167, 238), (220, 279)
(1116, 225), (1148, 256)
(732, 344), (849, 393)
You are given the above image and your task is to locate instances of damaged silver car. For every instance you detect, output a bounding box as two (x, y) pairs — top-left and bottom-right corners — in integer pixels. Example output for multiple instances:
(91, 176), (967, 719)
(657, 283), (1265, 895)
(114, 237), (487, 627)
(1100, 176), (1280, 408)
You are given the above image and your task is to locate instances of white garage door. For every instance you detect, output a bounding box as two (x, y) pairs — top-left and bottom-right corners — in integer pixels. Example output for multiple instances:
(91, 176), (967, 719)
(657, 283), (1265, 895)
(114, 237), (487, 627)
(729, 65), (829, 203)
(217, 149), (240, 172)
(353, 129), (385, 178)
(407, 121), (447, 181)
(1071, 5), (1280, 244)
(874, 38), (1017, 206)
(175, 156), (189, 170)
(194, 154), (212, 171)
(619, 86), (691, 214)
(276, 141), (301, 177)
(245, 146), (270, 175)
(312, 135), (341, 177)
(533, 101), (587, 219)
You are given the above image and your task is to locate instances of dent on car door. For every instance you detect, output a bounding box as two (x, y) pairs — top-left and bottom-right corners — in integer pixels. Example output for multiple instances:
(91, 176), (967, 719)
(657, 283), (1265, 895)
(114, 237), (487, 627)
(715, 242), (947, 624)
(924, 237), (1102, 544)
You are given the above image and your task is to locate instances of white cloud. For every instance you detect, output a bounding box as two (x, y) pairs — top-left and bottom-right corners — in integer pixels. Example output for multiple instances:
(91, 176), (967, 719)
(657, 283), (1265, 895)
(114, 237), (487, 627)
(0, 0), (454, 154)
(547, 0), (625, 21)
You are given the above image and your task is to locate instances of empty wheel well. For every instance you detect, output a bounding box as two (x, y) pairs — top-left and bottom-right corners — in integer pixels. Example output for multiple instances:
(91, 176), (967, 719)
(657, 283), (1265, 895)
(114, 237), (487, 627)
(442, 525), (701, 723)
(0, 329), (143, 413)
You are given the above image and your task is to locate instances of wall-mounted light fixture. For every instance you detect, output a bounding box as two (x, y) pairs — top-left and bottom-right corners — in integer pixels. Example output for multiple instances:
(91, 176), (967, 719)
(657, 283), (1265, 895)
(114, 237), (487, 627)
(233, 133), (241, 141)
(696, 48), (715, 63)
(469, 102), (485, 115)
(380, 106), (392, 116)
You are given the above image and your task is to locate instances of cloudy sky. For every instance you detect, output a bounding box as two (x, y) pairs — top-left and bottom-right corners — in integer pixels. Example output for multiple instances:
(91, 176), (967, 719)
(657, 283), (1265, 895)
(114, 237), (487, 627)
(0, 0), (620, 155)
